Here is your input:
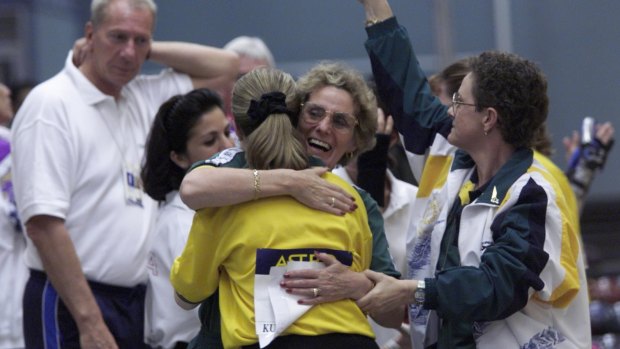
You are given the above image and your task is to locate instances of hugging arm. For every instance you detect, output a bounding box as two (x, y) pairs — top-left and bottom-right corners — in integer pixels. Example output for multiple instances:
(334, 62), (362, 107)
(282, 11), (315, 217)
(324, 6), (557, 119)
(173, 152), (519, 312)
(180, 165), (356, 214)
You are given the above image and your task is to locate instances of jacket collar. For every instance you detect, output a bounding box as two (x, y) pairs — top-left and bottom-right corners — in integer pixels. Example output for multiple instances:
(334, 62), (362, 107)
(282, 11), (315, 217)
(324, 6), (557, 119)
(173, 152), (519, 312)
(452, 147), (533, 206)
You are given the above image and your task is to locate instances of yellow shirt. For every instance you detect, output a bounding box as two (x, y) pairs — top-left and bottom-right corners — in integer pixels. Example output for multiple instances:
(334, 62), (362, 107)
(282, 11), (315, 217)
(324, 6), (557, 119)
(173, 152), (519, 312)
(534, 151), (580, 232)
(171, 172), (375, 348)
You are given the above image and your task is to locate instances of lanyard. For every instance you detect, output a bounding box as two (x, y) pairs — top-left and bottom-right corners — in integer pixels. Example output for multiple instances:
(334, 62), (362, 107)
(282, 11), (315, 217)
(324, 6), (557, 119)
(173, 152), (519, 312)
(97, 98), (139, 164)
(97, 98), (144, 206)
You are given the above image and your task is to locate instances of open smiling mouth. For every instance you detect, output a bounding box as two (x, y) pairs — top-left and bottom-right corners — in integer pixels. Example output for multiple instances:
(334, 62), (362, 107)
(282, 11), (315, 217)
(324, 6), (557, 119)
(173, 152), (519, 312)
(308, 138), (332, 152)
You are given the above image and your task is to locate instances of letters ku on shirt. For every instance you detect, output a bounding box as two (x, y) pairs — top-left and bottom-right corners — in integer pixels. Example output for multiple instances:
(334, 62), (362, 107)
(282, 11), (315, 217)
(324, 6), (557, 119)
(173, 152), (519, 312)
(254, 248), (353, 348)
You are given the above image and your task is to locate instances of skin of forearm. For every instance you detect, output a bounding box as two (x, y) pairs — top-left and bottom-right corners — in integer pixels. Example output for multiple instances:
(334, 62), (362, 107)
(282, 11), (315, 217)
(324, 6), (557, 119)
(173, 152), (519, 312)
(371, 306), (406, 329)
(362, 0), (394, 22)
(149, 41), (239, 85)
(351, 272), (377, 300)
(180, 167), (298, 210)
(25, 216), (106, 333)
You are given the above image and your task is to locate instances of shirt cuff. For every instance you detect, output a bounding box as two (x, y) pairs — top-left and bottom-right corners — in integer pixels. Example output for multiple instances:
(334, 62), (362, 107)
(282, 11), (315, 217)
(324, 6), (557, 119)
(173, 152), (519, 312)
(424, 277), (439, 309)
(365, 16), (399, 37)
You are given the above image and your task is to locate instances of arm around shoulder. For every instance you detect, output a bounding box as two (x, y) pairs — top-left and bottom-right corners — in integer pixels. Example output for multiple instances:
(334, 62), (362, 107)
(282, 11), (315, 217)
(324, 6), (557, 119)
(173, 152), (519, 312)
(180, 166), (307, 210)
(180, 166), (258, 209)
(180, 165), (355, 213)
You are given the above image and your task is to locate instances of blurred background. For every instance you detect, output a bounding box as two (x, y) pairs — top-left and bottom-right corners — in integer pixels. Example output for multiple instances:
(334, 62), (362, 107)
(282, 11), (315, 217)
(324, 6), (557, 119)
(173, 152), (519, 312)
(1, 0), (618, 200)
(1, 1), (619, 345)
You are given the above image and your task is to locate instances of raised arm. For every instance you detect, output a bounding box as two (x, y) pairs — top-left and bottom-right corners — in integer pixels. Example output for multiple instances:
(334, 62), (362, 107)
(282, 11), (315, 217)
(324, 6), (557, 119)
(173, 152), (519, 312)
(149, 41), (240, 90)
(71, 37), (240, 92)
(358, 0), (393, 24)
(360, 0), (453, 189)
(564, 120), (615, 213)
(355, 108), (393, 208)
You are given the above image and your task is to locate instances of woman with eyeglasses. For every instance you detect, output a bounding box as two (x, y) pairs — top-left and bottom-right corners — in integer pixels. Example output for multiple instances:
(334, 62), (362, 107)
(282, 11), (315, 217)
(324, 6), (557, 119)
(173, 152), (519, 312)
(181, 61), (399, 289)
(177, 62), (401, 348)
(429, 57), (615, 215)
(171, 67), (394, 348)
(352, 0), (590, 348)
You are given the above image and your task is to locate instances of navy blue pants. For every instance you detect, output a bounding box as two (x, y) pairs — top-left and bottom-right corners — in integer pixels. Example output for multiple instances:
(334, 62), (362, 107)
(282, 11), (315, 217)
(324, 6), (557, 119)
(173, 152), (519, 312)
(23, 269), (149, 349)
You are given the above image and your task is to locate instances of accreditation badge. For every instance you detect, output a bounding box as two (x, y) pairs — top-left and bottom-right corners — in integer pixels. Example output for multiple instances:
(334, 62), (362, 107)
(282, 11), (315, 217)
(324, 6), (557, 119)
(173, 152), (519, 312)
(254, 248), (353, 348)
(122, 162), (143, 207)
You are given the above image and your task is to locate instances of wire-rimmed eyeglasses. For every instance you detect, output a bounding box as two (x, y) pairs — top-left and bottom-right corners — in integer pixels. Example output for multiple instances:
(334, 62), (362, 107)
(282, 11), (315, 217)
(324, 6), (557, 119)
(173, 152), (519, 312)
(451, 92), (477, 114)
(300, 102), (358, 133)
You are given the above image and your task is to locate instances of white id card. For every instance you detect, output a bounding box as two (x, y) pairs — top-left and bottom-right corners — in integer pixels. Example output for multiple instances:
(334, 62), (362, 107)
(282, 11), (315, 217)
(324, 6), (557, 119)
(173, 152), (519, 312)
(122, 162), (143, 207)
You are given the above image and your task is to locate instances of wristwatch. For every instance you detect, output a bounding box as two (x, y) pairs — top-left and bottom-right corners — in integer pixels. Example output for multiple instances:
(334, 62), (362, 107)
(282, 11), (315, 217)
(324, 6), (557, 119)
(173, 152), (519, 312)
(414, 280), (425, 305)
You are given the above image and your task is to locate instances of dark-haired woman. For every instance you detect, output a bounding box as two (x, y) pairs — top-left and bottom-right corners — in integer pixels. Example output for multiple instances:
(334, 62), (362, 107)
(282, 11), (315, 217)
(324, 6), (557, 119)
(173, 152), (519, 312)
(141, 88), (234, 349)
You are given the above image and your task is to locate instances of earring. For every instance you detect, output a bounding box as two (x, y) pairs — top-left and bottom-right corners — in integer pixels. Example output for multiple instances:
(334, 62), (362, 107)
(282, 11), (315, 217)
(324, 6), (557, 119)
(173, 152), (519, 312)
(484, 130), (488, 136)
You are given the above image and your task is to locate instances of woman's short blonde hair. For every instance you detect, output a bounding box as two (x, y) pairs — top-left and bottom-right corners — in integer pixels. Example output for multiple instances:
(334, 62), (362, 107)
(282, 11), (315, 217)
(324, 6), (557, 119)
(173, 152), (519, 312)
(294, 62), (377, 166)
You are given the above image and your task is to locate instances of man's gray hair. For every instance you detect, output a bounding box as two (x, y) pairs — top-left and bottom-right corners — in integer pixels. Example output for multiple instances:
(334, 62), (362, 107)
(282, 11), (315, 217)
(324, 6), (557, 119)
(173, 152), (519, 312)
(91, 0), (157, 28)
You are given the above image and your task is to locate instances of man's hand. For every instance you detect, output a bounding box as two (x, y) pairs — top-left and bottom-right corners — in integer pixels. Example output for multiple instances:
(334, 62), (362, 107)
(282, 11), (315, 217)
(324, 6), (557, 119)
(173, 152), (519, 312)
(26, 216), (118, 349)
(72, 38), (90, 67)
(79, 320), (118, 349)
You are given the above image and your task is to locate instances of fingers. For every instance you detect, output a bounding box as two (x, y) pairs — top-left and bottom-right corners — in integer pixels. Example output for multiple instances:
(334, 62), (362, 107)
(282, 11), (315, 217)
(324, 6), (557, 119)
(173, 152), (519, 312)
(73, 37), (87, 52)
(315, 251), (339, 266)
(323, 191), (357, 215)
(304, 167), (356, 201)
(568, 130), (580, 147)
(298, 295), (324, 306)
(72, 37), (89, 67)
(356, 291), (372, 312)
(384, 114), (394, 135)
(376, 108), (394, 136)
(571, 130), (580, 146)
(283, 268), (319, 280)
(376, 108), (386, 134)
(295, 168), (357, 214)
(563, 130), (580, 162)
(363, 269), (384, 283)
(562, 136), (572, 150)
(296, 288), (326, 305)
(596, 122), (615, 144)
(280, 278), (314, 291)
(281, 280), (326, 306)
(308, 166), (330, 176)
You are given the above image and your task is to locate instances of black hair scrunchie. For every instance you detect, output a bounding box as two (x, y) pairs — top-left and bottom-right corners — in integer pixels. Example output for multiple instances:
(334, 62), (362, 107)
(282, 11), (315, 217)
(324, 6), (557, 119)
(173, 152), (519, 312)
(247, 91), (292, 125)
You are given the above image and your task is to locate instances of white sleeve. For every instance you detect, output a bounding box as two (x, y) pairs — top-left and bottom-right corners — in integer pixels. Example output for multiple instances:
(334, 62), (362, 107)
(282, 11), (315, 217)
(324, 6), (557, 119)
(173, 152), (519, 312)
(12, 94), (73, 223)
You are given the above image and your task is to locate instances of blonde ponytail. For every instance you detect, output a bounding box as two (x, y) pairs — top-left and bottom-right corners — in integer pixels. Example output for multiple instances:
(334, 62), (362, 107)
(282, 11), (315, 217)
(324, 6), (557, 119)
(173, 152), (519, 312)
(232, 67), (308, 170)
